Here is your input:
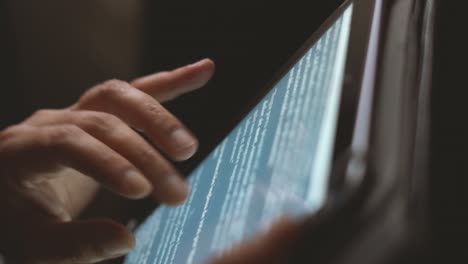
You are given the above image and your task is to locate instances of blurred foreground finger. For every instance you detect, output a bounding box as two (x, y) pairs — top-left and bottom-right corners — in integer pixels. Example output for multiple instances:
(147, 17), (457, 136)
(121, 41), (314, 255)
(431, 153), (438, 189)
(208, 218), (302, 264)
(17, 219), (134, 264)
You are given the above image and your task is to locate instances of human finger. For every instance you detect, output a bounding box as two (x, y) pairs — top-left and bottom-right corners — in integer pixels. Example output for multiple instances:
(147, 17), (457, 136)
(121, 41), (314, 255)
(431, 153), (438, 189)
(207, 218), (302, 264)
(131, 58), (215, 102)
(0, 125), (152, 199)
(74, 80), (198, 161)
(25, 109), (189, 205)
(18, 219), (134, 264)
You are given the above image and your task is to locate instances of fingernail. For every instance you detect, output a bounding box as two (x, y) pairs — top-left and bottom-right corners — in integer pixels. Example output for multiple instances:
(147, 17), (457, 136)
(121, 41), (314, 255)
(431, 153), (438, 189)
(170, 129), (198, 160)
(165, 175), (189, 205)
(107, 242), (132, 258)
(109, 251), (129, 259)
(124, 170), (152, 199)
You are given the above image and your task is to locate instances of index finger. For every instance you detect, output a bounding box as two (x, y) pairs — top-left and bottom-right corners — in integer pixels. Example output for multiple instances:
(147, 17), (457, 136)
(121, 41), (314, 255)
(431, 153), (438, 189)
(74, 80), (199, 161)
(131, 58), (215, 102)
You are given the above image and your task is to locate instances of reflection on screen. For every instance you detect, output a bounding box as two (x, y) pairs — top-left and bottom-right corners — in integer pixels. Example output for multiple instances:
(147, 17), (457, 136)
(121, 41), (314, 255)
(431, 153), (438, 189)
(125, 5), (353, 264)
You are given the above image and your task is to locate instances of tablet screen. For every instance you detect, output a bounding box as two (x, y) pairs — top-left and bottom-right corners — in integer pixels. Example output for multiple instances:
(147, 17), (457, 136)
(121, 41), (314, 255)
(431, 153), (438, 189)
(126, 5), (353, 264)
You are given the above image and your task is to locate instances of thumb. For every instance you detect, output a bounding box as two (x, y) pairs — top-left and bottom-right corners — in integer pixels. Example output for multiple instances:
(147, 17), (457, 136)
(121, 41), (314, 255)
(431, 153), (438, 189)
(22, 219), (134, 264)
(207, 218), (302, 264)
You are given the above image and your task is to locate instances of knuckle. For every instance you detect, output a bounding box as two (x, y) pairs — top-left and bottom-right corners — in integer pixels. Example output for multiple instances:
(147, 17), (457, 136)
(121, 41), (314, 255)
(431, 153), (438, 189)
(145, 102), (180, 131)
(25, 109), (57, 125)
(97, 79), (130, 98)
(0, 125), (25, 152)
(146, 102), (165, 120)
(31, 109), (54, 119)
(0, 125), (22, 141)
(103, 78), (127, 86)
(50, 125), (83, 146)
(80, 112), (121, 133)
(81, 79), (130, 104)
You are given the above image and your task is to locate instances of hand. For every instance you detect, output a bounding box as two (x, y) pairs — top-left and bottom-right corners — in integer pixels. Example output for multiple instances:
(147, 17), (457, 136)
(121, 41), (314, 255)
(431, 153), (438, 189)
(207, 218), (303, 264)
(0, 59), (215, 264)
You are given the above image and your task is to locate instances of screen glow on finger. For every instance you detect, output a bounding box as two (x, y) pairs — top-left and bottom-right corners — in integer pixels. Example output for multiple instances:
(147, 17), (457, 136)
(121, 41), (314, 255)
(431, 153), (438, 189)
(126, 5), (353, 264)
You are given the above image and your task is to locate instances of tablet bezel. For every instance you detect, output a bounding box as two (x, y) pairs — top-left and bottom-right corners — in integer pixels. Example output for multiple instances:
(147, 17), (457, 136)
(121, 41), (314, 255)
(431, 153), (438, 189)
(129, 0), (381, 258)
(231, 0), (380, 194)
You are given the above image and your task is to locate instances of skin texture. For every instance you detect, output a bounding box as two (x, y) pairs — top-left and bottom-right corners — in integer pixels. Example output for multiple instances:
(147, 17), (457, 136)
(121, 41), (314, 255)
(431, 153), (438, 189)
(207, 218), (304, 264)
(0, 59), (215, 263)
(0, 59), (303, 264)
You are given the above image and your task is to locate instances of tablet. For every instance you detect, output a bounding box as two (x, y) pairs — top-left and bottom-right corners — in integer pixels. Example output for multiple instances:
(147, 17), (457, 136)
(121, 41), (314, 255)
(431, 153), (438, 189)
(125, 0), (381, 263)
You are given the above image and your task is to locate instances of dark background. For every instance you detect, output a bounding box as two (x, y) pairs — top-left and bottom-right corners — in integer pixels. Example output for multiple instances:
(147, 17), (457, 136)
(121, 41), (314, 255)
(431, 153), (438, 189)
(0, 2), (345, 263)
(430, 1), (468, 262)
(0, 0), (344, 165)
(0, 0), (343, 219)
(142, 1), (344, 172)
(1, 0), (467, 263)
(90, 0), (347, 243)
(0, 1), (343, 262)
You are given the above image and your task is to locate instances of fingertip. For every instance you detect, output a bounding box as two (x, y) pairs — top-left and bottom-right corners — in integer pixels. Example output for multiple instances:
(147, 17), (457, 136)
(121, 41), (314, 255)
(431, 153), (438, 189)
(165, 178), (190, 206)
(164, 127), (199, 161)
(131, 58), (216, 102)
(119, 170), (153, 200)
(92, 219), (136, 249)
(201, 58), (216, 78)
(152, 175), (190, 206)
(88, 219), (136, 260)
(106, 231), (135, 258)
(171, 137), (199, 162)
(189, 58), (216, 71)
(31, 219), (135, 264)
(200, 58), (216, 74)
(184, 58), (216, 88)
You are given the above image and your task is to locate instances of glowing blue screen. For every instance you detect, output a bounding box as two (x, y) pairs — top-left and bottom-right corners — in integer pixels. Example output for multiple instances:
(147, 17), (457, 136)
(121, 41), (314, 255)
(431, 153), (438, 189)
(126, 6), (353, 264)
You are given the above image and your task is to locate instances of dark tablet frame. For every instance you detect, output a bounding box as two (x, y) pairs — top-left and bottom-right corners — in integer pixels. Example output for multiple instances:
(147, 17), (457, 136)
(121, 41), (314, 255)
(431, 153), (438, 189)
(133, 0), (382, 241)
(229, 0), (382, 197)
(126, 1), (383, 263)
